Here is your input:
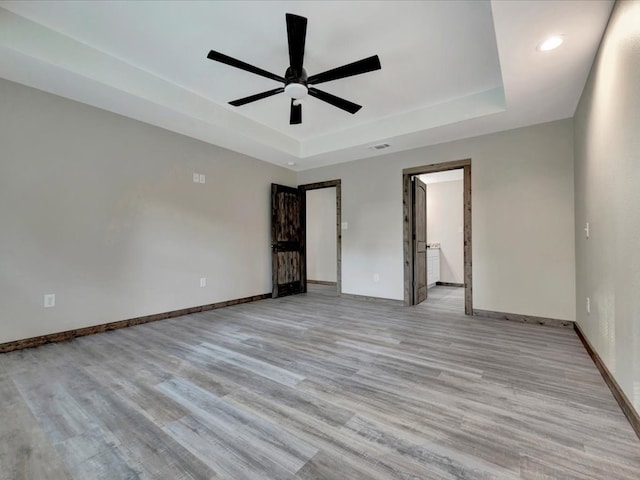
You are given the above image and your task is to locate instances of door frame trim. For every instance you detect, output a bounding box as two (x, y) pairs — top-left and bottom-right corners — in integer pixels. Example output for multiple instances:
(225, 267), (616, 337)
(299, 180), (342, 295)
(402, 159), (472, 314)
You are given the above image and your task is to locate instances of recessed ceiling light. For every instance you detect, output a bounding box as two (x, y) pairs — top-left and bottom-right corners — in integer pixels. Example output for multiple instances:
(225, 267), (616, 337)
(287, 161), (296, 166)
(538, 35), (564, 52)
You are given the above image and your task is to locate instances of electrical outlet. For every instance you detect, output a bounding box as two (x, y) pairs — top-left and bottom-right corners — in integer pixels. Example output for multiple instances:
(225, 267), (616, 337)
(373, 273), (380, 282)
(193, 172), (200, 183)
(44, 294), (56, 308)
(199, 174), (206, 184)
(200, 277), (207, 288)
(586, 296), (590, 314)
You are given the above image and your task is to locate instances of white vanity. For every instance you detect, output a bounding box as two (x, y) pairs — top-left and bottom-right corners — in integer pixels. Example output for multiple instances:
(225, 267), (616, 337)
(427, 246), (440, 288)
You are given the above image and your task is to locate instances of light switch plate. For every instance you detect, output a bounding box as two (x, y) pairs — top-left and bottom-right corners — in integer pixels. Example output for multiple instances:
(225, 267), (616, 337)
(200, 277), (207, 288)
(341, 222), (348, 230)
(44, 294), (55, 308)
(199, 174), (206, 184)
(193, 173), (200, 183)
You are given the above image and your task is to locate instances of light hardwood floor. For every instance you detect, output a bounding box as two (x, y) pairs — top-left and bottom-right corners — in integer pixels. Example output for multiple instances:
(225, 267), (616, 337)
(1, 285), (639, 479)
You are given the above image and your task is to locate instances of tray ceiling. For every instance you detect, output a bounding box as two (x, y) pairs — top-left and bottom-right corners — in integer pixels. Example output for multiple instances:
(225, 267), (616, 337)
(0, 1), (613, 170)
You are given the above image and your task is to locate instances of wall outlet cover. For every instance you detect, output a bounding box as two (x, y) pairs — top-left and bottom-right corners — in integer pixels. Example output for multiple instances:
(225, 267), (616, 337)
(193, 173), (200, 183)
(341, 222), (348, 230)
(199, 174), (206, 184)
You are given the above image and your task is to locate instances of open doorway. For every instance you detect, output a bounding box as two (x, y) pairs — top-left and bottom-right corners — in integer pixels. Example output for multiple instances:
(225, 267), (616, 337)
(418, 170), (465, 311)
(403, 159), (472, 314)
(300, 180), (341, 297)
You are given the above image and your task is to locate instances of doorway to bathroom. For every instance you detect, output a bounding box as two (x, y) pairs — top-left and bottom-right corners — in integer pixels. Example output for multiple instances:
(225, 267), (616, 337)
(402, 159), (472, 314)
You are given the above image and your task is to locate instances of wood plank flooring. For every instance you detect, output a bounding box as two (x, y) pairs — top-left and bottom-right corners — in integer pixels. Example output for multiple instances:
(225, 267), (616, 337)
(1, 285), (639, 479)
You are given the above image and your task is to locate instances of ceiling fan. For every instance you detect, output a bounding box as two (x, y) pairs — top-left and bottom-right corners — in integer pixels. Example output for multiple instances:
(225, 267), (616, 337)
(206, 13), (381, 125)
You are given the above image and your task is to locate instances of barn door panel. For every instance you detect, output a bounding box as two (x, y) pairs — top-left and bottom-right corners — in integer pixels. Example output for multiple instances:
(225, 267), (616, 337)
(271, 184), (305, 298)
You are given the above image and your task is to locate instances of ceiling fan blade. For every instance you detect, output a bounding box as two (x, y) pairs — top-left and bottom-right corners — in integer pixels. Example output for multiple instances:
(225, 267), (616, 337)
(229, 87), (285, 107)
(308, 87), (361, 114)
(290, 100), (302, 125)
(307, 55), (381, 85)
(207, 50), (285, 83)
(286, 13), (307, 76)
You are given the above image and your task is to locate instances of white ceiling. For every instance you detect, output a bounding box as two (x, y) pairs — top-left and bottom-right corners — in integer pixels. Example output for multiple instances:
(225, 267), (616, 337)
(0, 1), (613, 170)
(420, 170), (464, 185)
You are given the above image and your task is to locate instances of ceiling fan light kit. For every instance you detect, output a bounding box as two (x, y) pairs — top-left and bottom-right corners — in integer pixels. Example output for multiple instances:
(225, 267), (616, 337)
(206, 13), (381, 125)
(284, 82), (308, 100)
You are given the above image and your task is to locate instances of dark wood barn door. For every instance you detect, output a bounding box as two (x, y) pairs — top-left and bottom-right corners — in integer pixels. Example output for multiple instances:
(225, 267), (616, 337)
(271, 184), (306, 298)
(413, 177), (427, 304)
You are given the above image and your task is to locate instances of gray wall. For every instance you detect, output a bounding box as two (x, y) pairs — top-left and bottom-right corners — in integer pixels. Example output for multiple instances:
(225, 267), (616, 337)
(298, 119), (576, 321)
(0, 78), (295, 344)
(574, 0), (640, 413)
(426, 180), (464, 284)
